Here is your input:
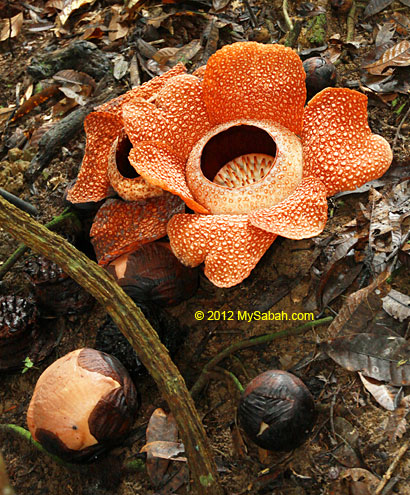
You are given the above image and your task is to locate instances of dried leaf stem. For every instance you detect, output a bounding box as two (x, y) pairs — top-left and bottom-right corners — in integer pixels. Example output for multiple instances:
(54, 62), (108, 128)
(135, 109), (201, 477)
(190, 316), (333, 399)
(0, 197), (223, 495)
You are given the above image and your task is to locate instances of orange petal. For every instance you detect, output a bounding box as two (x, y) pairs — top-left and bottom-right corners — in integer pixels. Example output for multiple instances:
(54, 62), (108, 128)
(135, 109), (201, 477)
(202, 42), (306, 134)
(123, 74), (212, 160)
(303, 88), (393, 196)
(167, 214), (277, 288)
(107, 131), (164, 201)
(97, 64), (187, 118)
(91, 194), (185, 265)
(67, 112), (123, 203)
(129, 142), (209, 214)
(249, 177), (328, 239)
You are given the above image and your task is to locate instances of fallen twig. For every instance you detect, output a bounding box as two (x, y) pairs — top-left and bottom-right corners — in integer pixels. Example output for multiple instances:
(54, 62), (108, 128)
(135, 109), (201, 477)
(190, 316), (333, 399)
(0, 188), (38, 216)
(374, 439), (410, 495)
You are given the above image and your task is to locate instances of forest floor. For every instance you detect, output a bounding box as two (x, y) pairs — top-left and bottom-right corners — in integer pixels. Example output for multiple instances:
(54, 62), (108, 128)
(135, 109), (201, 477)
(0, 0), (410, 494)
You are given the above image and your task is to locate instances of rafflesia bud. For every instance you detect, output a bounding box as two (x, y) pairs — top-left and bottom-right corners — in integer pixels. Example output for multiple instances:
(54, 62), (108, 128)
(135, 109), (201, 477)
(237, 370), (316, 451)
(27, 348), (139, 462)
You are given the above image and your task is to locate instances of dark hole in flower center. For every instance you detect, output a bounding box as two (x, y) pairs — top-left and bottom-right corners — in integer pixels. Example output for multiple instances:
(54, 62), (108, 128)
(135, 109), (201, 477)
(116, 136), (139, 179)
(200, 125), (277, 184)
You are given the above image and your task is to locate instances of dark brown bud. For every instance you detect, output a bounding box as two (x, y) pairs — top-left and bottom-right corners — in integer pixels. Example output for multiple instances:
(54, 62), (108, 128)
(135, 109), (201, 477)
(303, 57), (337, 100)
(237, 370), (316, 451)
(105, 242), (199, 307)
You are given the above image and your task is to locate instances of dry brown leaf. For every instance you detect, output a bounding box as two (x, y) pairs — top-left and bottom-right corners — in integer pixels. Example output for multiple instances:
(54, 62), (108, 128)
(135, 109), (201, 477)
(58, 0), (96, 25)
(363, 40), (410, 75)
(326, 271), (390, 338)
(144, 408), (179, 488)
(359, 373), (400, 410)
(0, 12), (23, 42)
(341, 468), (380, 494)
(11, 85), (61, 123)
(52, 69), (96, 89)
(364, 0), (394, 18)
(322, 333), (410, 386)
(108, 5), (129, 42)
(385, 395), (410, 441)
(382, 289), (410, 322)
(140, 441), (186, 461)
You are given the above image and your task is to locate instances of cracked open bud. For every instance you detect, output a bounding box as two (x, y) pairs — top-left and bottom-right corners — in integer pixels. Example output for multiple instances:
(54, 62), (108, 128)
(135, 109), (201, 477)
(27, 348), (138, 462)
(237, 370), (316, 451)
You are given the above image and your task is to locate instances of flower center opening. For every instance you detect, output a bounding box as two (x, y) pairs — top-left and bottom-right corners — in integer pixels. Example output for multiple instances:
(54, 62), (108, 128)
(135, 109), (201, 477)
(116, 135), (139, 179)
(200, 125), (277, 189)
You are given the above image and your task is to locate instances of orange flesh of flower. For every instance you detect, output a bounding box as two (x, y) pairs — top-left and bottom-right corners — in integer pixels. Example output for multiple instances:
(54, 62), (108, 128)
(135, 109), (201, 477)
(66, 112), (123, 203)
(167, 214), (277, 288)
(202, 42), (306, 134)
(303, 88), (393, 196)
(90, 194), (184, 265)
(213, 153), (275, 188)
(128, 142), (209, 214)
(249, 177), (328, 239)
(107, 132), (164, 201)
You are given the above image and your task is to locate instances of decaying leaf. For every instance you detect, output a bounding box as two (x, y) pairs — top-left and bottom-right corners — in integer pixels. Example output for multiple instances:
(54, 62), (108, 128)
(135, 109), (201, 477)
(333, 417), (362, 468)
(363, 40), (410, 75)
(359, 373), (400, 410)
(143, 408), (180, 488)
(368, 182), (410, 273)
(140, 441), (186, 461)
(385, 395), (410, 441)
(11, 85), (61, 123)
(317, 255), (363, 311)
(322, 333), (410, 386)
(0, 12), (24, 42)
(382, 289), (410, 322)
(58, 0), (97, 25)
(340, 468), (380, 494)
(364, 0), (394, 18)
(326, 271), (390, 338)
(375, 21), (396, 47)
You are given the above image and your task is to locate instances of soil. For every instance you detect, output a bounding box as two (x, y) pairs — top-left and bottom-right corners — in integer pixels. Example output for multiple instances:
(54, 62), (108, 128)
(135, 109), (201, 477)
(0, 1), (410, 494)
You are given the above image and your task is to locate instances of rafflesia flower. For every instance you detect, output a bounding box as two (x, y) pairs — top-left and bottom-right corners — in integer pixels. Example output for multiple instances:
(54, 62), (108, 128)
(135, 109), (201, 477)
(67, 42), (392, 288)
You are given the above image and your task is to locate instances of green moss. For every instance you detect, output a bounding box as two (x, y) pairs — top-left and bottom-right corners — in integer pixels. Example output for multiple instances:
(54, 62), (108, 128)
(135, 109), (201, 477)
(307, 14), (327, 45)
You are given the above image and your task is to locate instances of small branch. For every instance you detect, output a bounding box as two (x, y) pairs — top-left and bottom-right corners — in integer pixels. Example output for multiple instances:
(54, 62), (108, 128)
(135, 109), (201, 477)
(190, 316), (333, 399)
(346, 1), (357, 42)
(282, 0), (294, 31)
(0, 450), (15, 495)
(0, 196), (223, 495)
(374, 439), (410, 495)
(214, 367), (244, 394)
(0, 189), (38, 216)
(0, 209), (79, 280)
